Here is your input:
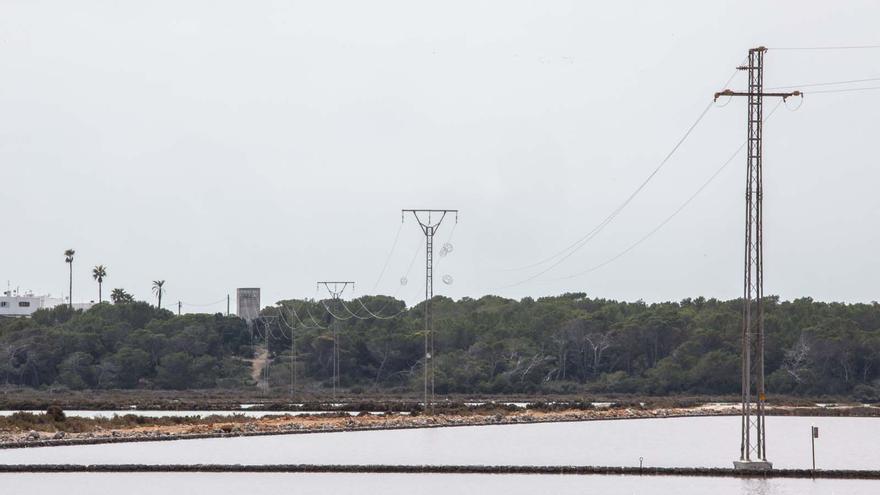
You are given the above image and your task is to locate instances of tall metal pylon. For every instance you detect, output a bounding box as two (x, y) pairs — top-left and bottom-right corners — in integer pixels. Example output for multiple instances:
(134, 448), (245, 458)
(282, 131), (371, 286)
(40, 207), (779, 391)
(317, 281), (354, 399)
(402, 209), (458, 414)
(715, 46), (800, 471)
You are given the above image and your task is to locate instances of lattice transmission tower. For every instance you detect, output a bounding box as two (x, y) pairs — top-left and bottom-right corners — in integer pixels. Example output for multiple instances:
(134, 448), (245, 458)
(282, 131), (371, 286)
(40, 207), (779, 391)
(715, 46), (801, 471)
(402, 209), (458, 414)
(317, 281), (354, 399)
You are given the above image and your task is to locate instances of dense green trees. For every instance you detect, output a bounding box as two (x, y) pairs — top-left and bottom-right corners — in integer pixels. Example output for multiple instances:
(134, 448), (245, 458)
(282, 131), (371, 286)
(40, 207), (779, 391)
(0, 302), (251, 390)
(260, 294), (880, 399)
(1, 293), (879, 398)
(110, 288), (134, 304)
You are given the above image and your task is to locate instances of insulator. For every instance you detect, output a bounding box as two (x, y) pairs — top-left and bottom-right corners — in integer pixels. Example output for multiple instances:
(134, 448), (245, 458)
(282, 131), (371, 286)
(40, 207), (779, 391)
(442, 275), (454, 285)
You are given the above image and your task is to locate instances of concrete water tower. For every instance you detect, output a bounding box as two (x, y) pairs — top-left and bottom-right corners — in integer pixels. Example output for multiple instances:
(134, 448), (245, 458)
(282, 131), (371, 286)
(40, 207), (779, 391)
(236, 288), (261, 322)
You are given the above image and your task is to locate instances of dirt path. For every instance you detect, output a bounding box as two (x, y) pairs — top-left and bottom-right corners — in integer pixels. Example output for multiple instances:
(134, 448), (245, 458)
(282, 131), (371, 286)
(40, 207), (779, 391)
(245, 345), (269, 389)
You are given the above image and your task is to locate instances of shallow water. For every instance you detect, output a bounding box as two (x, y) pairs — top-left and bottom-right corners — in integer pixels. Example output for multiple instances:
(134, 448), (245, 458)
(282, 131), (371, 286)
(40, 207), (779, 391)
(2, 416), (878, 470)
(0, 410), (394, 418)
(0, 473), (876, 495)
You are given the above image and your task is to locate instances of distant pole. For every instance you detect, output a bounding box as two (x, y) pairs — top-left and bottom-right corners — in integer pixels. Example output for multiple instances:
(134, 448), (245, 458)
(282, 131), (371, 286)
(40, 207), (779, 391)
(811, 426), (819, 471)
(178, 301), (182, 316)
(227, 294), (230, 316)
(317, 281), (354, 399)
(402, 209), (459, 414)
(291, 317), (296, 399)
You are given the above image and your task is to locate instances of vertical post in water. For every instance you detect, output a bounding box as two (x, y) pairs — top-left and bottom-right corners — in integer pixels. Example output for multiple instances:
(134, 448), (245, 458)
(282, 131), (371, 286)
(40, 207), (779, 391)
(811, 426), (818, 471)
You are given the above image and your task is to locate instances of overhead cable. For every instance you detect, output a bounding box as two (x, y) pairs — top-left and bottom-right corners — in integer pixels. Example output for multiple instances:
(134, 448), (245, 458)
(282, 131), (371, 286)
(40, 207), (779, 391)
(494, 99), (715, 289)
(767, 76), (880, 90)
(552, 100), (784, 282)
(372, 222), (404, 292)
(771, 44), (880, 51)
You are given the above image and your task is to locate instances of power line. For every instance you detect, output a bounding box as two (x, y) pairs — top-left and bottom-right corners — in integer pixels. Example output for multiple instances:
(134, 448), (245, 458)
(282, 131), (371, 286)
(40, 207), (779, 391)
(372, 222), (404, 292)
(352, 236), (424, 317)
(337, 299), (371, 320)
(179, 297), (227, 308)
(304, 304), (328, 329)
(321, 301), (354, 320)
(274, 306), (299, 399)
(501, 66), (741, 275)
(495, 101), (714, 289)
(808, 85), (880, 94)
(767, 76), (880, 90)
(354, 298), (408, 320)
(771, 44), (880, 51)
(551, 100), (785, 282)
(284, 300), (326, 329)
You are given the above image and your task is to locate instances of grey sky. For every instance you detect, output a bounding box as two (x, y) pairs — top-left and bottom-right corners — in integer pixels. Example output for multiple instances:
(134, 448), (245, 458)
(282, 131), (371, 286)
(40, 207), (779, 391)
(1, 1), (878, 311)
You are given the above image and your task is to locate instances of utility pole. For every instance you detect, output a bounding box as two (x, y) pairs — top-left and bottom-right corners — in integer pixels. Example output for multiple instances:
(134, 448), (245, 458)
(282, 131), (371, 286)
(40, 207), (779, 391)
(227, 294), (230, 316)
(177, 301), (182, 316)
(317, 281), (354, 399)
(402, 209), (458, 414)
(291, 314), (296, 399)
(715, 46), (801, 471)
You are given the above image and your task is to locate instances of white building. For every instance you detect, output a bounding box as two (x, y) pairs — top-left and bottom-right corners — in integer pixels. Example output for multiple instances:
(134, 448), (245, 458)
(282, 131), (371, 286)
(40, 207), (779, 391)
(0, 291), (64, 318)
(0, 289), (95, 318)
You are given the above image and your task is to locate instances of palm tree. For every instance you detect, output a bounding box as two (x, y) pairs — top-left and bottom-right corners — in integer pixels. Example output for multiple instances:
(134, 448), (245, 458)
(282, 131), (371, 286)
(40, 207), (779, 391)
(152, 280), (166, 309)
(92, 265), (107, 303)
(64, 249), (75, 308)
(110, 288), (134, 304)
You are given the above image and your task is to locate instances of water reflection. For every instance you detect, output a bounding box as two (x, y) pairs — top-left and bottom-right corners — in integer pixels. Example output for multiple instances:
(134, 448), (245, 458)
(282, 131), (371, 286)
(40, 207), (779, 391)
(0, 473), (875, 495)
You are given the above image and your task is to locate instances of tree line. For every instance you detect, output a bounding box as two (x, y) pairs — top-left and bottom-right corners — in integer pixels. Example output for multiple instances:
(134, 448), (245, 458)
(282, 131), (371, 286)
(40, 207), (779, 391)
(1, 293), (879, 400)
(263, 294), (880, 400)
(0, 303), (251, 389)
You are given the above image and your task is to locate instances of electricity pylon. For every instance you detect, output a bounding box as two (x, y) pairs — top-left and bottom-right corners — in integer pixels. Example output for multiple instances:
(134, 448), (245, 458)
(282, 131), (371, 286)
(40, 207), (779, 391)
(402, 209), (458, 414)
(714, 46), (800, 471)
(317, 281), (354, 399)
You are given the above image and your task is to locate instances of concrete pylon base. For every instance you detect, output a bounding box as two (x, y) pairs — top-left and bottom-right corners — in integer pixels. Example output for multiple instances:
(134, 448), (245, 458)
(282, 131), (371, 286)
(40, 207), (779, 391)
(733, 460), (773, 471)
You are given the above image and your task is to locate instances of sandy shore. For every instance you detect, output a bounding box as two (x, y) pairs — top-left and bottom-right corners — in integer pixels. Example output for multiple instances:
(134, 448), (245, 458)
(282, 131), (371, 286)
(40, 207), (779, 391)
(2, 403), (877, 449)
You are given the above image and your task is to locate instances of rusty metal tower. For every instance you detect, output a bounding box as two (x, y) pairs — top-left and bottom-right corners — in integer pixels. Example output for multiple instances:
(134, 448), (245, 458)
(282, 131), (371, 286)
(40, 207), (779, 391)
(402, 209), (458, 414)
(715, 46), (800, 471)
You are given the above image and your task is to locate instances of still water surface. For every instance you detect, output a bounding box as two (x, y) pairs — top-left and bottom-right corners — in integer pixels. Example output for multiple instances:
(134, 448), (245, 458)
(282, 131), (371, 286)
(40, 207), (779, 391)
(0, 410), (388, 418)
(0, 473), (876, 495)
(1, 416), (878, 470)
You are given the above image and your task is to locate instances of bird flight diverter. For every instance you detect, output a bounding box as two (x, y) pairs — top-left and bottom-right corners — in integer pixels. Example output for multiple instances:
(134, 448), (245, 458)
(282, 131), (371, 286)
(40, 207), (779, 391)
(439, 242), (454, 257)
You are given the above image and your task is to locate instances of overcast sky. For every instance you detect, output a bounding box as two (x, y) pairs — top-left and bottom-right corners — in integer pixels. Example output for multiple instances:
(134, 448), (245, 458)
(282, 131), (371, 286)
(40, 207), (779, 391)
(1, 1), (878, 312)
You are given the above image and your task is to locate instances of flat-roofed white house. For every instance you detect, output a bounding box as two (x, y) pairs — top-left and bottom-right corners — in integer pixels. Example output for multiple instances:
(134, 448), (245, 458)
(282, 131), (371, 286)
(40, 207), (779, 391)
(0, 289), (95, 318)
(0, 292), (64, 317)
